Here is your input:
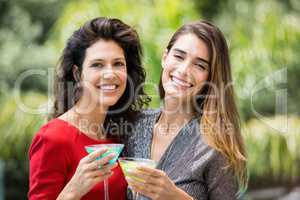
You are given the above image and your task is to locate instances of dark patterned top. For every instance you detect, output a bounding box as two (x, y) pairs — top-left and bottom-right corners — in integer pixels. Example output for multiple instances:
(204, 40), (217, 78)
(123, 109), (239, 200)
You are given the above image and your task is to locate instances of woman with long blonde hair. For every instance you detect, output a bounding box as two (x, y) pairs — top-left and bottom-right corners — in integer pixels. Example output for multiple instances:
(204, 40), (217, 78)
(124, 20), (247, 200)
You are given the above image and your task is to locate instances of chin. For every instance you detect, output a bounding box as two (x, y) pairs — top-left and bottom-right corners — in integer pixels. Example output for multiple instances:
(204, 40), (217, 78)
(97, 97), (120, 107)
(165, 88), (195, 100)
(165, 90), (186, 98)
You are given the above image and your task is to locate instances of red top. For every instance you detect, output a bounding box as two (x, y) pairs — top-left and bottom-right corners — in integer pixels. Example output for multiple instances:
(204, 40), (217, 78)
(28, 118), (127, 200)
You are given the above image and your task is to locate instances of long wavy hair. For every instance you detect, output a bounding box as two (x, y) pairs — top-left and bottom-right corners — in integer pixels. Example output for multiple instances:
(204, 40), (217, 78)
(159, 21), (247, 189)
(52, 17), (150, 130)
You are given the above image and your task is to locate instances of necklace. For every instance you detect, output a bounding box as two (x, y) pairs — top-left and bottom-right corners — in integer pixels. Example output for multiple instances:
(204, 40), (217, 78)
(151, 121), (180, 170)
(150, 119), (180, 161)
(150, 111), (196, 165)
(68, 109), (106, 140)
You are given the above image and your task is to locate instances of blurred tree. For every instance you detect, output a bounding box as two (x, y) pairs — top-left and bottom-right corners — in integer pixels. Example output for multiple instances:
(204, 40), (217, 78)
(193, 0), (229, 20)
(0, 91), (47, 199)
(212, 0), (300, 120)
(244, 116), (300, 188)
(0, 1), (67, 196)
(0, 0), (68, 92)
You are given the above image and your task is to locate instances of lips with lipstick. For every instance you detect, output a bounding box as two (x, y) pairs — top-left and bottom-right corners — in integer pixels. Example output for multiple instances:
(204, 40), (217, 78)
(170, 75), (193, 89)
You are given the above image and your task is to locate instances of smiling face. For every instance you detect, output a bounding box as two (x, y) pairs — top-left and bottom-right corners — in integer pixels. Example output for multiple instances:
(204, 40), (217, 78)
(78, 39), (127, 109)
(161, 33), (210, 102)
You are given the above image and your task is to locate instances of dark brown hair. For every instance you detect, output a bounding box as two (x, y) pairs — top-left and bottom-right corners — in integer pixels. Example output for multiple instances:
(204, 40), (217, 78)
(52, 17), (150, 127)
(159, 20), (247, 189)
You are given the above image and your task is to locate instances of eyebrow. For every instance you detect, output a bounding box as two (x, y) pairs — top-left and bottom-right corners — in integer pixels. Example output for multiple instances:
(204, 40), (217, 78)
(91, 57), (126, 62)
(173, 48), (210, 65)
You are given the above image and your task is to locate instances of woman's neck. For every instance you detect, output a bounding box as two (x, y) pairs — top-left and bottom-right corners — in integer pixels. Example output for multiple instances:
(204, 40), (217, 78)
(62, 99), (108, 140)
(73, 100), (107, 125)
(158, 96), (196, 133)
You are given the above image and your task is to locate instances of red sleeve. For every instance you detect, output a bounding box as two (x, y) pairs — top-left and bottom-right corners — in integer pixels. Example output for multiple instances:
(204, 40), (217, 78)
(28, 126), (70, 200)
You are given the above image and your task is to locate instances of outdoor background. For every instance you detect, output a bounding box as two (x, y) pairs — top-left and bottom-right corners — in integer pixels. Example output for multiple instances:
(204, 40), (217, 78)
(0, 0), (299, 199)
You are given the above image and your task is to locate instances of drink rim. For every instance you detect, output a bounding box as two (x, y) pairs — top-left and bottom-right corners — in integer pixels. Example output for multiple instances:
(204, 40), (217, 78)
(85, 143), (124, 149)
(119, 157), (157, 165)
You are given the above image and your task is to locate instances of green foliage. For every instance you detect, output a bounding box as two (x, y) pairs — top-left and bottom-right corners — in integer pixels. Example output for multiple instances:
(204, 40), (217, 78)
(214, 0), (300, 119)
(0, 91), (47, 199)
(244, 116), (300, 186)
(0, 91), (47, 160)
(194, 0), (229, 20)
(0, 0), (67, 92)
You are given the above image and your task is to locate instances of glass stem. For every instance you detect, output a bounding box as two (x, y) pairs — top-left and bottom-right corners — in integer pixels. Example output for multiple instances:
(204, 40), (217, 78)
(104, 179), (109, 200)
(133, 191), (139, 200)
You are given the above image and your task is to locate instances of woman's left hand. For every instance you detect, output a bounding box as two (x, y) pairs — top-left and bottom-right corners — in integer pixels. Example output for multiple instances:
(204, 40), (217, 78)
(126, 166), (192, 200)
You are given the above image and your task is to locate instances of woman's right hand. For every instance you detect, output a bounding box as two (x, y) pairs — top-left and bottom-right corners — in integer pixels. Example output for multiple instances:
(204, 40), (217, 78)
(57, 148), (117, 200)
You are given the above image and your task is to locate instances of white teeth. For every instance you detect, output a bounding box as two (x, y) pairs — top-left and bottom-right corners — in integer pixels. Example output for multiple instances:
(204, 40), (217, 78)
(99, 85), (117, 90)
(171, 76), (192, 87)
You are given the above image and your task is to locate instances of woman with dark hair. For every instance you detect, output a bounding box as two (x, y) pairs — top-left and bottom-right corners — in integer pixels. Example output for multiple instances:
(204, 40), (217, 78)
(124, 21), (247, 200)
(28, 17), (149, 200)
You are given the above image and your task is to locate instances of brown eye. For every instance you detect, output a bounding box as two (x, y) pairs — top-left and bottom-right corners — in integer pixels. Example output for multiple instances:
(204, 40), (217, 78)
(114, 61), (125, 67)
(91, 63), (104, 68)
(196, 63), (205, 70)
(174, 54), (184, 60)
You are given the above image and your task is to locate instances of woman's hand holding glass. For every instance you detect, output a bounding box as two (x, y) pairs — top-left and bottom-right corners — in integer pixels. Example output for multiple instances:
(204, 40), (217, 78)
(126, 166), (192, 200)
(58, 148), (116, 200)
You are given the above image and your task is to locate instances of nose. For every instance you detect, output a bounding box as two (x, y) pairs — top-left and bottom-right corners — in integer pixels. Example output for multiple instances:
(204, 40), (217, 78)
(102, 67), (116, 80)
(177, 60), (190, 75)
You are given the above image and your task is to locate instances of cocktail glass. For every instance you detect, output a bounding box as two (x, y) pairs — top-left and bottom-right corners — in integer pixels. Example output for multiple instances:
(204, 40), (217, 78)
(85, 144), (124, 200)
(119, 157), (157, 200)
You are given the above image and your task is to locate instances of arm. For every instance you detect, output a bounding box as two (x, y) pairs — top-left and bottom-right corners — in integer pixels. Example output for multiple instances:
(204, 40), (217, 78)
(28, 133), (70, 200)
(29, 131), (116, 200)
